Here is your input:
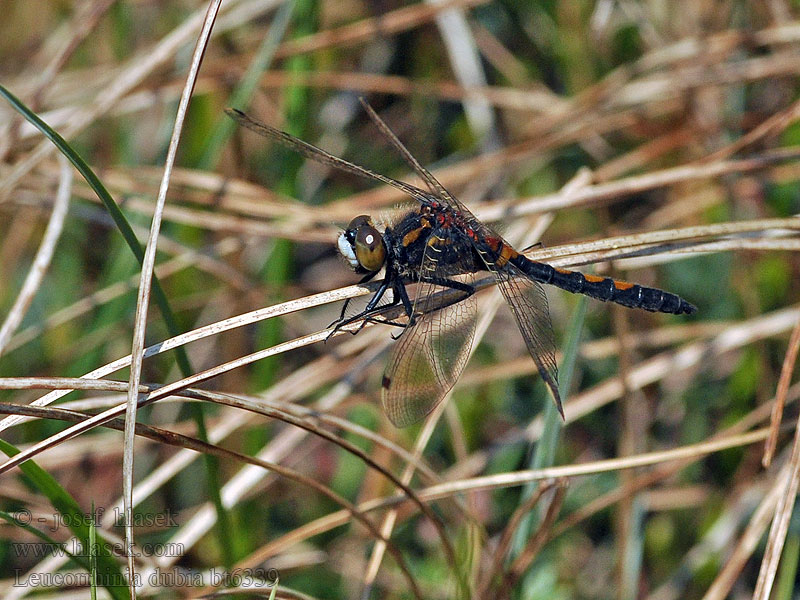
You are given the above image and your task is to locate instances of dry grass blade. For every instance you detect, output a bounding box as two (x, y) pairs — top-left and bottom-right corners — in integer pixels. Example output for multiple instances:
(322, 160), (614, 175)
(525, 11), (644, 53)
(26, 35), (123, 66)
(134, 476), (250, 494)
(229, 413), (791, 576)
(550, 384), (800, 548)
(763, 317), (800, 467)
(411, 430), (770, 498)
(752, 400), (800, 599)
(0, 327), (348, 474)
(426, 0), (496, 138)
(524, 305), (800, 435)
(121, 2), (222, 592)
(273, 0), (489, 58)
(256, 70), (561, 111)
(477, 479), (560, 595)
(0, 368), (466, 590)
(218, 428), (771, 536)
(501, 480), (568, 595)
(702, 464), (788, 600)
(484, 163), (800, 222)
(13, 353), (357, 589)
(3, 236), (254, 355)
(0, 401), (425, 600)
(188, 392), (464, 587)
(360, 399), (450, 595)
(702, 96), (800, 163)
(573, 217), (800, 257)
(0, 282), (368, 433)
(1, 2), (224, 198)
(185, 389), (444, 486)
(0, 155), (70, 356)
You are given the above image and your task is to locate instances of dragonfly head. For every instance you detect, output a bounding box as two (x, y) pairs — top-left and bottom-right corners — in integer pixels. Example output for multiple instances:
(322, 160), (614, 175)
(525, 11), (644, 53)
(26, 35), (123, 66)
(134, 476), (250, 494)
(338, 215), (386, 273)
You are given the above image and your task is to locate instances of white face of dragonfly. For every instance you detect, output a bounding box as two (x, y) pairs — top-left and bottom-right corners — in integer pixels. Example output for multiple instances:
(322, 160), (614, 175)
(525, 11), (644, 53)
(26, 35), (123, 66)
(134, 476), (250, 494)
(337, 231), (360, 270)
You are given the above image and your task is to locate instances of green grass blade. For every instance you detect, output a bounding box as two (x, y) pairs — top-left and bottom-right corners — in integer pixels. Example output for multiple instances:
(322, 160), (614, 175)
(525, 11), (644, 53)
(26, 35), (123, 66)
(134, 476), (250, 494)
(535, 295), (588, 470)
(198, 0), (295, 169)
(0, 509), (91, 571)
(90, 501), (98, 600)
(0, 84), (193, 377)
(0, 438), (127, 600)
(193, 4), (296, 564)
(0, 84), (246, 571)
(511, 295), (588, 558)
(775, 532), (800, 600)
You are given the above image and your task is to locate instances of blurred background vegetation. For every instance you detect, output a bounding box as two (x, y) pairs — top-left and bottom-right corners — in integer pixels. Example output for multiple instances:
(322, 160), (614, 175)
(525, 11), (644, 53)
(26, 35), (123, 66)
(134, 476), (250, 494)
(1, 0), (799, 598)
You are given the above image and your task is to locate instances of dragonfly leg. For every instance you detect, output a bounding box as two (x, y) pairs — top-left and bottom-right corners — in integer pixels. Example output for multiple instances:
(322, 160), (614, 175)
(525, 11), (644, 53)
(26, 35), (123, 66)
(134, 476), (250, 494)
(327, 281), (393, 340)
(359, 315), (410, 329)
(519, 241), (544, 253)
(328, 272), (379, 331)
(331, 274), (476, 340)
(327, 270), (410, 339)
(389, 278), (415, 340)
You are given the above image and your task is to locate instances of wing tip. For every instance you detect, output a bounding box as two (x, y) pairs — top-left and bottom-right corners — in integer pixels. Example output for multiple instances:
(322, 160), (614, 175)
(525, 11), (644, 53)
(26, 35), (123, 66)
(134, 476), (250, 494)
(552, 390), (565, 420)
(554, 397), (565, 420)
(547, 380), (565, 421)
(225, 106), (244, 119)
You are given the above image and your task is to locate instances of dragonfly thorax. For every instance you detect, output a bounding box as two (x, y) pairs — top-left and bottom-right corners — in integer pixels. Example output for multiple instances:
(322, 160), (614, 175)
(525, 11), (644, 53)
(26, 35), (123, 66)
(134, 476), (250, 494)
(338, 215), (386, 273)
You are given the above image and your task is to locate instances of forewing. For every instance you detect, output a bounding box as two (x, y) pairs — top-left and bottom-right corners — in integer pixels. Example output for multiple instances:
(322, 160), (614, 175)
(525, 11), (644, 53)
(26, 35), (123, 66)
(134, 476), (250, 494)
(490, 262), (562, 416)
(359, 100), (483, 220)
(381, 233), (477, 427)
(226, 108), (430, 202)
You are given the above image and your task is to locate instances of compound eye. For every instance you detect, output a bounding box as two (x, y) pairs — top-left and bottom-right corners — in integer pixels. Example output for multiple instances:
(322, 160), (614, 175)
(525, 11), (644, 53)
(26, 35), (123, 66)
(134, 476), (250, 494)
(354, 223), (385, 272)
(346, 215), (372, 232)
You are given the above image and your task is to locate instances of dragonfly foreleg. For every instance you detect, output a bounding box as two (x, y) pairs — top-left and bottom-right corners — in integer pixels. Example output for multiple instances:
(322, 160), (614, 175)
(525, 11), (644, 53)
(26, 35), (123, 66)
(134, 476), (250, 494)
(328, 272), (379, 331)
(327, 276), (393, 340)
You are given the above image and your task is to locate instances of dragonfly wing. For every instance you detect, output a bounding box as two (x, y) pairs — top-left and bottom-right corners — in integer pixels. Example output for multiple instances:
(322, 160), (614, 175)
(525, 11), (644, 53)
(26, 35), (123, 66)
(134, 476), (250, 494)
(490, 262), (562, 416)
(381, 233), (477, 427)
(358, 100), (483, 219)
(226, 108), (431, 202)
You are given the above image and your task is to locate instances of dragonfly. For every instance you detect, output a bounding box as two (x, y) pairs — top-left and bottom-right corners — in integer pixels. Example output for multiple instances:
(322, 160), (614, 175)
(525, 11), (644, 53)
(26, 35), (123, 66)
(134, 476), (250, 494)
(227, 101), (696, 427)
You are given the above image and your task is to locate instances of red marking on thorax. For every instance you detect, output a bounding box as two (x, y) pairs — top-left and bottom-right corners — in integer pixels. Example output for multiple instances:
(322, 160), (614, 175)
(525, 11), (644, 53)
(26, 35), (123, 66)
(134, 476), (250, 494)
(484, 236), (502, 251)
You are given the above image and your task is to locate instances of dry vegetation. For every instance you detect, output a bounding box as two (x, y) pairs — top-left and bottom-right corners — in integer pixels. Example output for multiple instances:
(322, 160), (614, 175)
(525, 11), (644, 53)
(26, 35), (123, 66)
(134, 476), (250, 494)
(1, 0), (800, 598)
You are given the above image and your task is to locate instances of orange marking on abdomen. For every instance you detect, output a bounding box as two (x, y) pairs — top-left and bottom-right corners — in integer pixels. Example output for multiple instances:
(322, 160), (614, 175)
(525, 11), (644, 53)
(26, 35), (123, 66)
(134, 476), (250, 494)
(495, 244), (519, 267)
(555, 268), (572, 275)
(583, 273), (605, 283)
(613, 280), (635, 290)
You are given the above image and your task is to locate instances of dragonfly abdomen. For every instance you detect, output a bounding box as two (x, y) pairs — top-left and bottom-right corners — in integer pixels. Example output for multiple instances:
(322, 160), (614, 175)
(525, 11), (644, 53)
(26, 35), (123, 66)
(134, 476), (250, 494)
(513, 257), (696, 315)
